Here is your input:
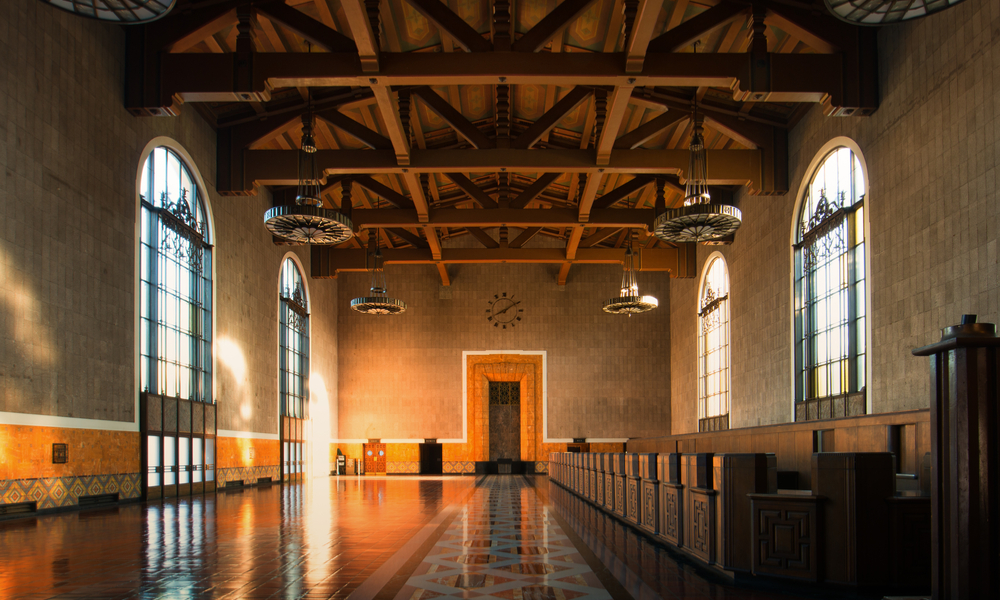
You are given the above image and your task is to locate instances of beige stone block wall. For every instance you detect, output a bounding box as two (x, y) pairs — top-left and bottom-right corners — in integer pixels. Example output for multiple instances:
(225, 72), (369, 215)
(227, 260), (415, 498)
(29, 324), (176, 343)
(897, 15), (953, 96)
(671, 0), (1000, 432)
(337, 261), (671, 441)
(0, 0), (339, 441)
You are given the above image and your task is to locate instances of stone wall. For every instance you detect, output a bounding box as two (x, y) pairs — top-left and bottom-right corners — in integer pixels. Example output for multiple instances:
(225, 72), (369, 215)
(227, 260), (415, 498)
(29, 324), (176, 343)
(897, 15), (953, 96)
(337, 257), (672, 441)
(0, 0), (339, 489)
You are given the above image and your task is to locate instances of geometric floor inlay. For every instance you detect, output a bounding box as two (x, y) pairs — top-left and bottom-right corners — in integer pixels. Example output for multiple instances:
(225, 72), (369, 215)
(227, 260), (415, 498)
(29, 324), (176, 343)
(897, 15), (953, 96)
(396, 476), (613, 599)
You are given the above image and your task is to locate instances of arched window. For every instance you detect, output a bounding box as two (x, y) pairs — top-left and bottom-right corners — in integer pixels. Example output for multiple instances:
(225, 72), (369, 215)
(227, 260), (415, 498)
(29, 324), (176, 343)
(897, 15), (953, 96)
(793, 145), (867, 414)
(698, 255), (730, 432)
(139, 146), (213, 400)
(279, 257), (308, 480)
(138, 144), (214, 497)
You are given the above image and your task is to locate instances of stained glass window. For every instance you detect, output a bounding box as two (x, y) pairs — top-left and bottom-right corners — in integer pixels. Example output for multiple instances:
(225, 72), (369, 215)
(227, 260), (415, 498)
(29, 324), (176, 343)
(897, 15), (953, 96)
(698, 256), (730, 429)
(794, 146), (867, 405)
(280, 258), (309, 418)
(139, 147), (213, 402)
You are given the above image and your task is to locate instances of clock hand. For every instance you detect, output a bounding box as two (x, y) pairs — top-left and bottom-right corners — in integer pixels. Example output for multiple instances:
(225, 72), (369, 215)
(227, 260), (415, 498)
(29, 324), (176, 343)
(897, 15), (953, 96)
(496, 300), (521, 316)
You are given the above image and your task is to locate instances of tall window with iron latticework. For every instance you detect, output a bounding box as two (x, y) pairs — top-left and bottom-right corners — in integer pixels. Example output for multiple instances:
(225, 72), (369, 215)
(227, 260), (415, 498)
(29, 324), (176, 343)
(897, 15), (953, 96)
(280, 258), (309, 420)
(794, 146), (867, 411)
(698, 256), (730, 432)
(140, 147), (213, 402)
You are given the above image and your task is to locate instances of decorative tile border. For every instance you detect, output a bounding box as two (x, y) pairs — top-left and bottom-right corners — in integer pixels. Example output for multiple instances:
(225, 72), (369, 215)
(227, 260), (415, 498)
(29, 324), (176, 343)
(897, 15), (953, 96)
(0, 473), (141, 510)
(387, 461), (419, 474)
(533, 460), (548, 473)
(217, 465), (279, 486)
(443, 461), (475, 474)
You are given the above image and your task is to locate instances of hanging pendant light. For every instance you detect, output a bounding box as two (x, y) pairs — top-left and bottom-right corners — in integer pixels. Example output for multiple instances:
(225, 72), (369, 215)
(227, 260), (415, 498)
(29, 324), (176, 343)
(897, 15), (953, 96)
(653, 117), (742, 243)
(351, 231), (407, 315)
(264, 109), (354, 245)
(603, 231), (658, 316)
(654, 47), (741, 245)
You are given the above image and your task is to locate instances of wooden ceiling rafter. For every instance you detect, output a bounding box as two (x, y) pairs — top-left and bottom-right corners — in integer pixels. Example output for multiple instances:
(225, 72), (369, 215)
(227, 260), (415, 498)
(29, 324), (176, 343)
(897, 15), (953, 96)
(127, 0), (878, 279)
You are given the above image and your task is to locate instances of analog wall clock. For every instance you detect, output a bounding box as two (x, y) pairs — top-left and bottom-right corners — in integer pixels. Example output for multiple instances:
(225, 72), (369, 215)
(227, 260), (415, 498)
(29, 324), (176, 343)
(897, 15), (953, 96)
(486, 292), (523, 329)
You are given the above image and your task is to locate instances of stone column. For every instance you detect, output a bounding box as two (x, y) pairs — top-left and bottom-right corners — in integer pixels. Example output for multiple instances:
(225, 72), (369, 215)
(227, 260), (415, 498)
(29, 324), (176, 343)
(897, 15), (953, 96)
(913, 315), (1000, 600)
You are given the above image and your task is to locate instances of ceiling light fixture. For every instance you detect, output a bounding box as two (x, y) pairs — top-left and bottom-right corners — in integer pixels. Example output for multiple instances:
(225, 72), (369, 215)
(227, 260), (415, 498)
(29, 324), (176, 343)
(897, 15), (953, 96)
(264, 106), (353, 245)
(825, 0), (966, 25)
(603, 224), (658, 315)
(653, 116), (742, 243)
(40, 0), (176, 23)
(654, 45), (741, 245)
(351, 230), (407, 315)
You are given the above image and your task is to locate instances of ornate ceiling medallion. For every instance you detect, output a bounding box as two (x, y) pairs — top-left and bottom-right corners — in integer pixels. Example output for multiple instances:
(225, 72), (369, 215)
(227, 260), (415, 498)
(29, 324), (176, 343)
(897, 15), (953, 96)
(264, 111), (353, 245)
(40, 0), (176, 22)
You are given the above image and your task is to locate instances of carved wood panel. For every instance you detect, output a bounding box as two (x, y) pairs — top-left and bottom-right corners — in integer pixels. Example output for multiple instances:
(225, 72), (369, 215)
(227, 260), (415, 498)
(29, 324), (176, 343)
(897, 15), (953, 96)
(626, 478), (640, 525)
(614, 475), (626, 518)
(595, 472), (604, 506)
(688, 489), (716, 564)
(659, 483), (683, 547)
(604, 474), (615, 511)
(751, 496), (819, 582)
(641, 481), (658, 534)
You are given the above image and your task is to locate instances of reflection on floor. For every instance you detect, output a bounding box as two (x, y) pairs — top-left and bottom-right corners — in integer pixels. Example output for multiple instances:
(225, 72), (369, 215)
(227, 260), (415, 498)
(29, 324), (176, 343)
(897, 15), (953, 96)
(0, 476), (831, 599)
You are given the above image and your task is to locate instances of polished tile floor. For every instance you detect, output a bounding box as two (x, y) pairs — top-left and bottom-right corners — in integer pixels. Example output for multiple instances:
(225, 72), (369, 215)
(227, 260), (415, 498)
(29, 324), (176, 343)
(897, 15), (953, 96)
(0, 476), (849, 600)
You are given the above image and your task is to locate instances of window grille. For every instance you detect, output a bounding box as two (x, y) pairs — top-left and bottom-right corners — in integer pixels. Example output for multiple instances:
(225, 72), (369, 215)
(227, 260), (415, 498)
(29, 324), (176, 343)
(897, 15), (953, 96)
(794, 147), (867, 405)
(139, 147), (213, 402)
(698, 256), (730, 429)
(280, 259), (309, 419)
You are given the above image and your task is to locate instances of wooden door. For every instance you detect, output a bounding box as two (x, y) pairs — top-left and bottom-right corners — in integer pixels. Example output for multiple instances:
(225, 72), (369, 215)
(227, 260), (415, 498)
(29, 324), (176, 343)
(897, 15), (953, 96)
(364, 443), (386, 474)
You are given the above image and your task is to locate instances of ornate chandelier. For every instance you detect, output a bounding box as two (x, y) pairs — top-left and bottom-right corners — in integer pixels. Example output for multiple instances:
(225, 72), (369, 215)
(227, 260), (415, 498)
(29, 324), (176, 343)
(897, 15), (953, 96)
(603, 235), (658, 316)
(350, 234), (407, 315)
(264, 111), (353, 245)
(654, 116), (742, 244)
(40, 0), (176, 23)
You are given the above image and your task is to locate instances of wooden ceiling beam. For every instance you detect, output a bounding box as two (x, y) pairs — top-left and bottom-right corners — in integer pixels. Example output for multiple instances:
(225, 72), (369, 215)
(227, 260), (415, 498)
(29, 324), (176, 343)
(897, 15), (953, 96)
(510, 173), (561, 208)
(143, 51), (870, 111)
(614, 110), (687, 149)
(648, 2), (749, 54)
(405, 0), (492, 52)
(509, 227), (541, 248)
(345, 207), (655, 229)
(436, 263), (451, 286)
(161, 4), (238, 53)
(579, 227), (622, 248)
(311, 246), (692, 274)
(513, 86), (593, 150)
(466, 227), (500, 248)
(595, 85), (634, 165)
(511, 0), (600, 52)
(424, 225), (442, 259)
(316, 108), (392, 149)
(591, 175), (654, 210)
(412, 87), (495, 149)
(352, 175), (416, 209)
(556, 262), (572, 286)
(444, 173), (499, 209)
(255, 2), (357, 53)
(231, 147), (762, 192)
(387, 227), (429, 249)
(339, 0), (379, 71)
(624, 0), (664, 73)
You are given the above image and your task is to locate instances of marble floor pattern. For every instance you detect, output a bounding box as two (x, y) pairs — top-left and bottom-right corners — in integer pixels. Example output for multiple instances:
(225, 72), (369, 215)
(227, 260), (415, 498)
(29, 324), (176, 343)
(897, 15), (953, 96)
(0, 475), (865, 600)
(395, 476), (612, 600)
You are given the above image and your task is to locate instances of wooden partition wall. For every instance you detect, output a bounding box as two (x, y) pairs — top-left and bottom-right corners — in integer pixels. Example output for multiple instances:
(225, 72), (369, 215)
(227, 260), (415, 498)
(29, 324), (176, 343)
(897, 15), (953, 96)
(627, 409), (931, 488)
(549, 449), (930, 592)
